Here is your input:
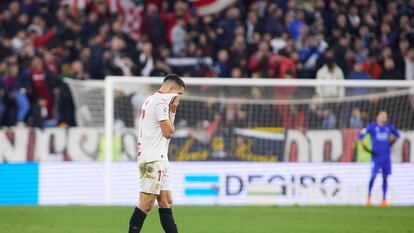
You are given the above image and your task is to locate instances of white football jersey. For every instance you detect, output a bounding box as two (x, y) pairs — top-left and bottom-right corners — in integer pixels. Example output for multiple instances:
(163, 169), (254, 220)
(137, 92), (178, 164)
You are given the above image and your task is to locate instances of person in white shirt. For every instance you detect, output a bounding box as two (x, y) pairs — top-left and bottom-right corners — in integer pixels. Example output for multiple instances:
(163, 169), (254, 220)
(129, 74), (185, 233)
(405, 48), (414, 81)
(315, 50), (345, 98)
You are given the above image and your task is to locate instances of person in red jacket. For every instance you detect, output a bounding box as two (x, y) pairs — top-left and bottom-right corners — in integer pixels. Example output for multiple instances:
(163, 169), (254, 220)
(160, 1), (190, 44)
(248, 41), (271, 77)
(30, 57), (55, 119)
(28, 16), (56, 48)
(363, 52), (382, 79)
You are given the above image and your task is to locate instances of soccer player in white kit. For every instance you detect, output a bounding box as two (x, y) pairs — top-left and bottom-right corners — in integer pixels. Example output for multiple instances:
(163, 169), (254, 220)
(128, 74), (185, 233)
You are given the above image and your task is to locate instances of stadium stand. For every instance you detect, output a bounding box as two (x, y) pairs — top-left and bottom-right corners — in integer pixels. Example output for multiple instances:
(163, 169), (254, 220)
(0, 0), (413, 128)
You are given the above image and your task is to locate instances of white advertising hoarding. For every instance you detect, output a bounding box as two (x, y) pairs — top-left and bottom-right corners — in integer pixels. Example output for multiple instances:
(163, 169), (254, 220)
(38, 162), (414, 206)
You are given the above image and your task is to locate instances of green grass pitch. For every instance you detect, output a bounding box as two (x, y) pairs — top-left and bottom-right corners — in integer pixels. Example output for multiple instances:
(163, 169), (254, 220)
(1, 206), (414, 233)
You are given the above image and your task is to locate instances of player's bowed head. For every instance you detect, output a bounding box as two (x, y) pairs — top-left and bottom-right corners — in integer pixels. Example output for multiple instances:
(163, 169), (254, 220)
(158, 74), (185, 139)
(158, 74), (186, 113)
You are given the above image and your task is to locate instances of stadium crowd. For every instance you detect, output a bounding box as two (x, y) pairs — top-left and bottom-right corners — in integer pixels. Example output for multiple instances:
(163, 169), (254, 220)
(0, 0), (414, 128)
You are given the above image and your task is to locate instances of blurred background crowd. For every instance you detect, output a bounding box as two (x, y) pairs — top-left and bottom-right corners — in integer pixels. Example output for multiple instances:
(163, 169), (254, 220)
(0, 0), (414, 128)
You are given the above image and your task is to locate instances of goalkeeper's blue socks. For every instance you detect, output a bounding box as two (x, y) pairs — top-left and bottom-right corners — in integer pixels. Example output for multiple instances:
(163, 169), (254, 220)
(368, 175), (376, 197)
(159, 208), (178, 233)
(382, 174), (388, 201)
(129, 207), (146, 233)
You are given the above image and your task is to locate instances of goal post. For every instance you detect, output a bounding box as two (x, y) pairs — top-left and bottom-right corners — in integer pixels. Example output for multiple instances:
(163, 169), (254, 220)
(65, 76), (414, 204)
(102, 76), (414, 162)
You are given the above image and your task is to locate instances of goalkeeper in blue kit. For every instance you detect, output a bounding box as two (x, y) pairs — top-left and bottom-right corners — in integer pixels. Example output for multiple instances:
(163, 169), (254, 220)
(358, 111), (400, 207)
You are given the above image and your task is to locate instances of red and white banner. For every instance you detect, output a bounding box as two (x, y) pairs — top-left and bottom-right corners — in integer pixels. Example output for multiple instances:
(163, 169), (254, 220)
(190, 0), (236, 16)
(61, 0), (142, 34)
(105, 0), (143, 34)
(61, 0), (89, 17)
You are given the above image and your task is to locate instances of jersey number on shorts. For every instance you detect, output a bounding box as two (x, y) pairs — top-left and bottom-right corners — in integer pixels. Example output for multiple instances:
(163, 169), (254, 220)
(157, 170), (162, 181)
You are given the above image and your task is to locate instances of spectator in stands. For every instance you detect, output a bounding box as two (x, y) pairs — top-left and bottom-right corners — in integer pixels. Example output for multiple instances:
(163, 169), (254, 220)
(30, 97), (50, 128)
(334, 35), (352, 76)
(405, 48), (414, 81)
(230, 67), (243, 78)
(29, 16), (56, 48)
(161, 1), (190, 45)
(349, 108), (363, 128)
(141, 3), (165, 47)
(217, 7), (241, 48)
(149, 57), (171, 77)
(364, 52), (383, 79)
(297, 33), (328, 79)
(214, 49), (230, 77)
(82, 11), (100, 44)
(347, 61), (372, 96)
(315, 50), (345, 98)
(0, 70), (5, 125)
(248, 41), (271, 78)
(353, 38), (369, 63)
(88, 35), (105, 80)
(341, 62), (372, 127)
(55, 78), (76, 127)
(380, 58), (401, 80)
(107, 36), (138, 76)
(171, 17), (187, 56)
(290, 10), (306, 38)
(322, 109), (336, 129)
(245, 9), (261, 43)
(229, 34), (247, 71)
(306, 95), (324, 129)
(71, 60), (90, 80)
(265, 3), (284, 38)
(4, 63), (30, 126)
(30, 57), (56, 121)
(43, 52), (59, 75)
(138, 42), (154, 76)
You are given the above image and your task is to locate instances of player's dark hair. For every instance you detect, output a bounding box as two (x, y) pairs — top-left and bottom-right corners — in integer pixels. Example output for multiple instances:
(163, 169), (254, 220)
(164, 74), (186, 89)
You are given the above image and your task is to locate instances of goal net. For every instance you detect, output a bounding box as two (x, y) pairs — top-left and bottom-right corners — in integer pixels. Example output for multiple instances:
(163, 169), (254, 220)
(66, 77), (414, 163)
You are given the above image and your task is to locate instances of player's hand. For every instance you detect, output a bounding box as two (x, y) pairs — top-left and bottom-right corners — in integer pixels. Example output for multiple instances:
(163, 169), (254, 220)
(169, 96), (180, 113)
(390, 135), (397, 146)
(362, 144), (376, 156)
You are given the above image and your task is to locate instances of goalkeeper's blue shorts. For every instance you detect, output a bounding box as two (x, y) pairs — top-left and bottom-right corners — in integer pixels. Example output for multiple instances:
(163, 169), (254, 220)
(371, 160), (391, 176)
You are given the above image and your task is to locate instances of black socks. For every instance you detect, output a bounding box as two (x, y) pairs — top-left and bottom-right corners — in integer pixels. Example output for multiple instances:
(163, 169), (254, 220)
(129, 207), (178, 233)
(159, 208), (178, 233)
(129, 207), (147, 233)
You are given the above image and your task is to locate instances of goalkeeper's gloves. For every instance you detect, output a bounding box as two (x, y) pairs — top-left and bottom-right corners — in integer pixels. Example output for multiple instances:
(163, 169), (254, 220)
(362, 144), (376, 156)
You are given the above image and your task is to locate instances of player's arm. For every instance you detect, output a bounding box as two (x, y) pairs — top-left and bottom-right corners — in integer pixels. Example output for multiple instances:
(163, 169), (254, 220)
(160, 120), (174, 139)
(390, 124), (400, 146)
(157, 96), (180, 139)
(358, 125), (374, 154)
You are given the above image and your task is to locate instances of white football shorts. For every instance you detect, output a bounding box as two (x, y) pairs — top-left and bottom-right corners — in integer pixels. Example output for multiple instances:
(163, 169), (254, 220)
(139, 161), (170, 195)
